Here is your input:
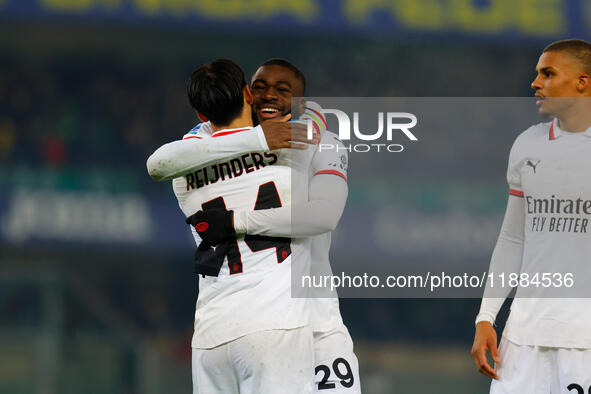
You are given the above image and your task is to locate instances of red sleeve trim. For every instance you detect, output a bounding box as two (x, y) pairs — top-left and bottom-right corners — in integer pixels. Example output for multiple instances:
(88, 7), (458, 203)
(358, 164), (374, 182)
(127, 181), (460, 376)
(211, 128), (251, 138)
(509, 188), (524, 197)
(183, 135), (203, 140)
(313, 122), (320, 135)
(315, 170), (347, 182)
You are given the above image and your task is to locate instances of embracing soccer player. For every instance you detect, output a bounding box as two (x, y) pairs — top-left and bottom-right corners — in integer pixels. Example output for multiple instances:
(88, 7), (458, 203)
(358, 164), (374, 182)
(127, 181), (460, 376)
(472, 39), (591, 393)
(147, 59), (361, 393)
(153, 59), (317, 393)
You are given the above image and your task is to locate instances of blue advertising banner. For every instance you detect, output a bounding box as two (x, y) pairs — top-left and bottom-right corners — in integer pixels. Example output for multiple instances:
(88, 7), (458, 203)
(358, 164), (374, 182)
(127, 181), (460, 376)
(0, 190), (194, 252)
(0, 0), (589, 41)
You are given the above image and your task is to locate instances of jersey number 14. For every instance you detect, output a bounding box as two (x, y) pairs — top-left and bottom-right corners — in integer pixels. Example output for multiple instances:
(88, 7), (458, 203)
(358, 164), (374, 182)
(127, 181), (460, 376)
(202, 181), (292, 275)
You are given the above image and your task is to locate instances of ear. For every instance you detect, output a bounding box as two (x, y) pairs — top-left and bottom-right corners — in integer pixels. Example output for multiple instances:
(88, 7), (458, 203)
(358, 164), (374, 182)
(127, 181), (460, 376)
(196, 110), (208, 123)
(244, 85), (253, 105)
(577, 74), (590, 93)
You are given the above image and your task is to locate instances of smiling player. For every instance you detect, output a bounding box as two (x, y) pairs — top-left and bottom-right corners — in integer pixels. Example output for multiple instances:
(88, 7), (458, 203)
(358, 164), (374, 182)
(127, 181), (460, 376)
(245, 59), (361, 393)
(150, 59), (318, 393)
(148, 58), (361, 393)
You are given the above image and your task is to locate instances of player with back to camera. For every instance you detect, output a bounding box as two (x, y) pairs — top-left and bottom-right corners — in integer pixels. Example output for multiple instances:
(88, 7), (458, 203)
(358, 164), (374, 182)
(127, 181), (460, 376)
(472, 39), (591, 393)
(151, 58), (316, 393)
(147, 59), (361, 393)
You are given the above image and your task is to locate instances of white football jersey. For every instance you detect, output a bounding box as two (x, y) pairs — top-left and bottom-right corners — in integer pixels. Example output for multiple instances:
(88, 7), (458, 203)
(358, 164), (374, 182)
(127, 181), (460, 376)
(180, 109), (349, 335)
(173, 125), (313, 349)
(503, 119), (591, 348)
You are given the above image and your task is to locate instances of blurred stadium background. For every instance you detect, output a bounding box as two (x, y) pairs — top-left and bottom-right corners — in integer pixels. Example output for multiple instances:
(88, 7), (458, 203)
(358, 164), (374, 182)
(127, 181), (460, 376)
(0, 0), (588, 393)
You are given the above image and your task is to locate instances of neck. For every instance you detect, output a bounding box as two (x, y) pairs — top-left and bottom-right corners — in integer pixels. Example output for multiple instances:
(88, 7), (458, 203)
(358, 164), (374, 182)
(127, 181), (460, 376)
(211, 106), (253, 132)
(556, 102), (591, 132)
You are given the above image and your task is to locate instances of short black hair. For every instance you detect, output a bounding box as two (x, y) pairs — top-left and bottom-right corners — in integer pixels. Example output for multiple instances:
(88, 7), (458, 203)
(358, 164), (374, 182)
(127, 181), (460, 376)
(260, 58), (306, 95)
(543, 39), (591, 74)
(187, 59), (247, 126)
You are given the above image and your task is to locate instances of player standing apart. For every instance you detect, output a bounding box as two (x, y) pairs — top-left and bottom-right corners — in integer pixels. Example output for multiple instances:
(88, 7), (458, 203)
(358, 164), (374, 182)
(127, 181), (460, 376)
(472, 39), (591, 393)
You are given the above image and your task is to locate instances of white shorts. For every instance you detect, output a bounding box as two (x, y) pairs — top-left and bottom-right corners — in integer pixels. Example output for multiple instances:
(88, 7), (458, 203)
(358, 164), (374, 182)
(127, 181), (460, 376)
(192, 326), (314, 394)
(491, 337), (591, 394)
(313, 324), (361, 393)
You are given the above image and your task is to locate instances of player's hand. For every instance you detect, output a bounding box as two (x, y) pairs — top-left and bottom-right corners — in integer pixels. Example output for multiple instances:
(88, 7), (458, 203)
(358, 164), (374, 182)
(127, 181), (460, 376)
(471, 321), (500, 380)
(186, 209), (236, 246)
(260, 114), (320, 150)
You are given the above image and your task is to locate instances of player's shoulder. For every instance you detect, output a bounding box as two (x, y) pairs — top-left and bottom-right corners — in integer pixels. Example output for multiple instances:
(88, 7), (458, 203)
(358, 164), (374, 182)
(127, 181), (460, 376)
(301, 100), (346, 149)
(182, 121), (213, 140)
(514, 121), (553, 145)
(315, 130), (347, 161)
(300, 101), (329, 136)
(510, 121), (552, 156)
(319, 129), (343, 145)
